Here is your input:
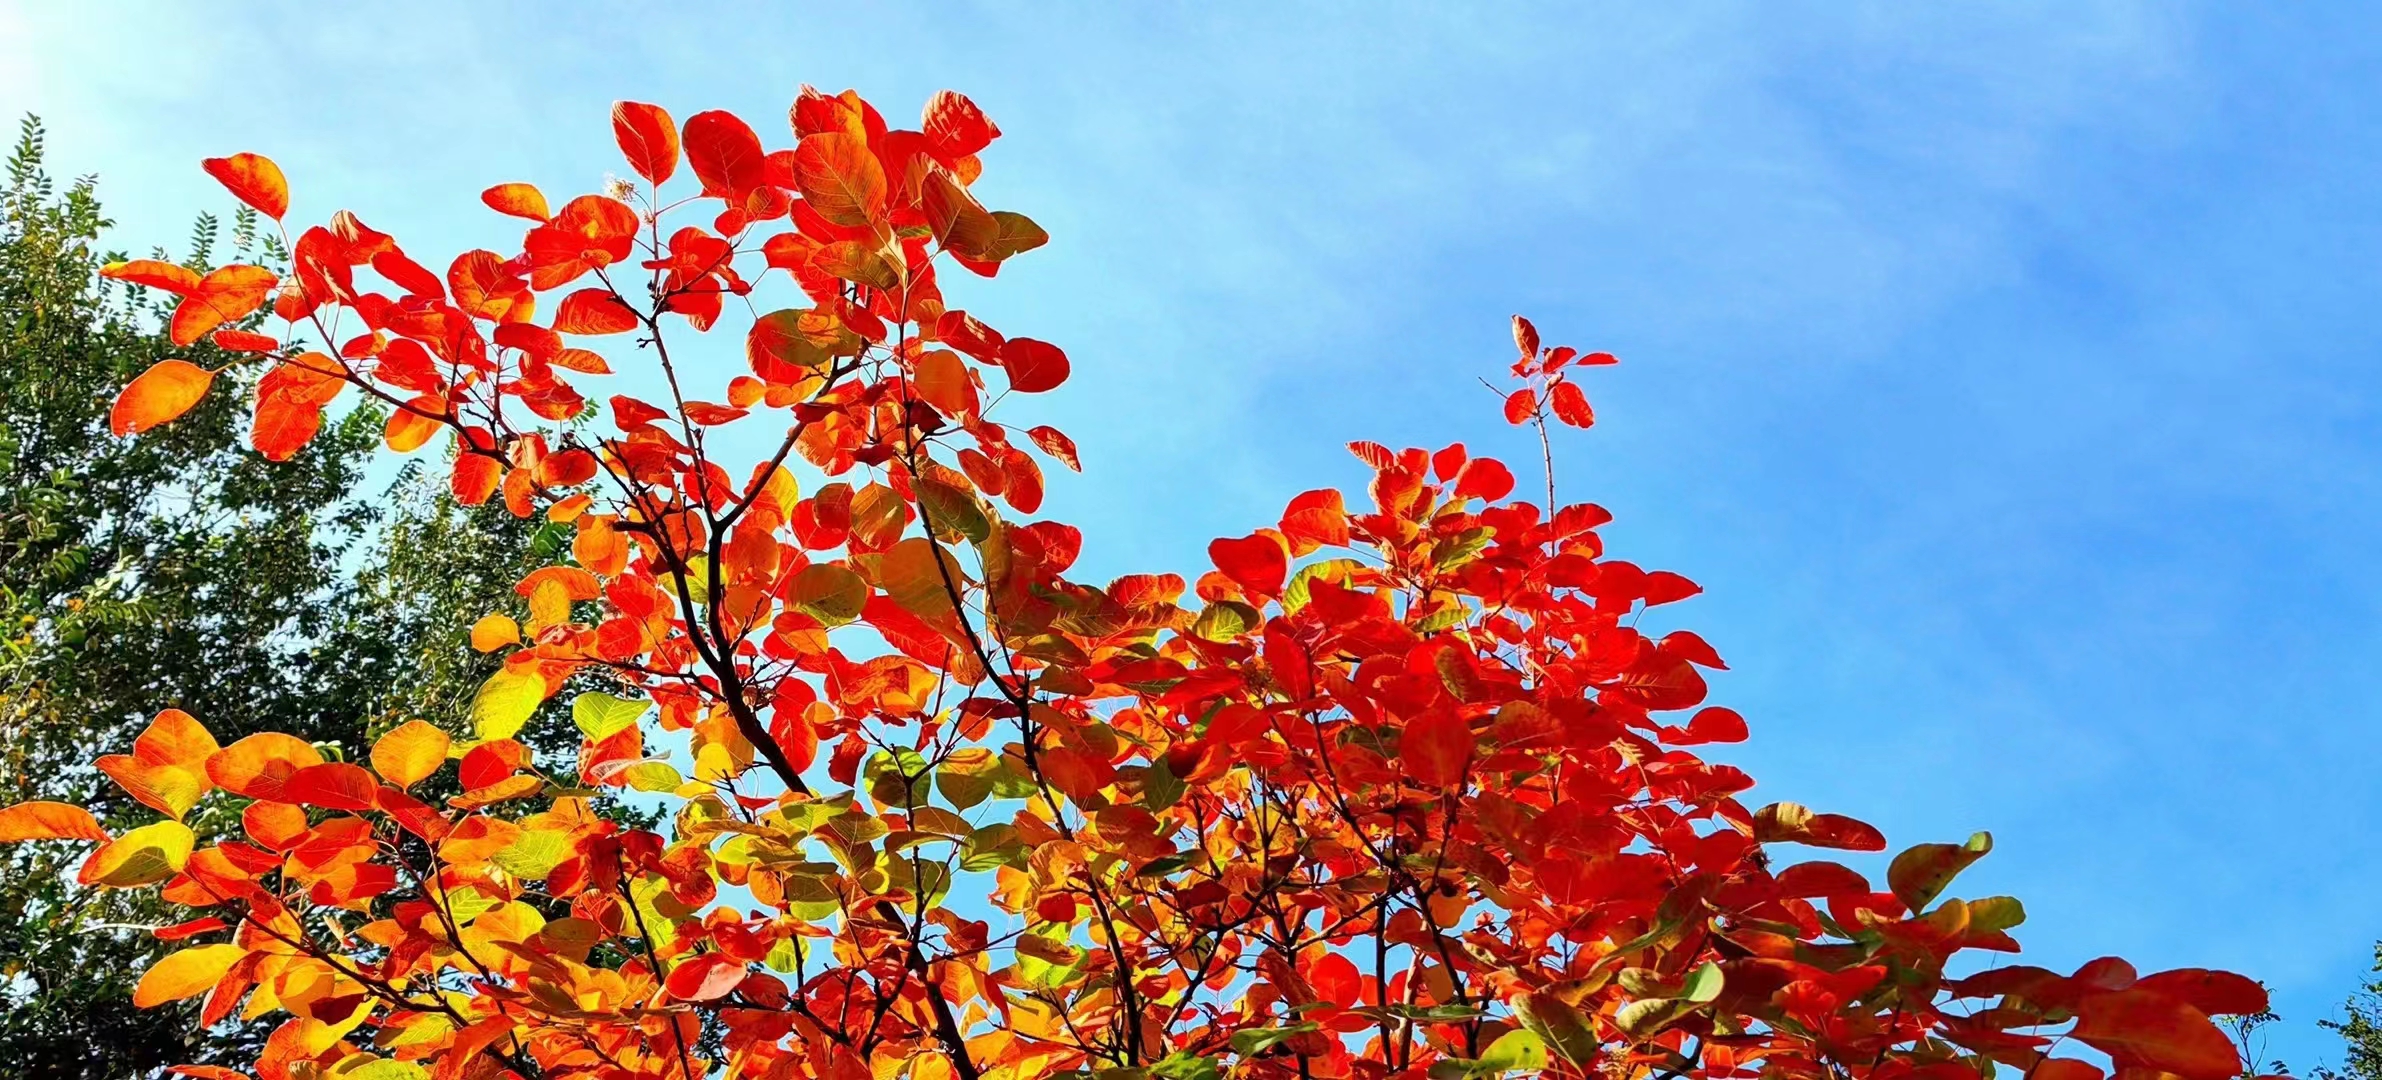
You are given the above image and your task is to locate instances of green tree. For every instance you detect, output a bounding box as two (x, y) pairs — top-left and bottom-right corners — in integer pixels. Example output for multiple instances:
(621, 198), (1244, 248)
(2319, 944), (2382, 1080)
(0, 116), (574, 1077)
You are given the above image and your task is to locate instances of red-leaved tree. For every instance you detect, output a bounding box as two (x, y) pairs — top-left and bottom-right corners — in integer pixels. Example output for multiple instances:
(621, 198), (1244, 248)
(0, 86), (2270, 1080)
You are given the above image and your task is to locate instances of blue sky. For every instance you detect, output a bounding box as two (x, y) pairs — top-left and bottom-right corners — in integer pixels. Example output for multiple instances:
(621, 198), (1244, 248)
(6, 1), (2378, 1069)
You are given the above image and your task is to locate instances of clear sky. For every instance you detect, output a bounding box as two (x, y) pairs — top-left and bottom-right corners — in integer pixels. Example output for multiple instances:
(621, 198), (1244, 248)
(5, 2), (2377, 1069)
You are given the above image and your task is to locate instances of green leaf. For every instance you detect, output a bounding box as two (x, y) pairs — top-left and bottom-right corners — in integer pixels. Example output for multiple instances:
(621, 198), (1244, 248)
(1191, 600), (1260, 642)
(1682, 960), (1724, 1003)
(1149, 1052), (1220, 1080)
(789, 564), (869, 626)
(622, 760), (684, 792)
(1141, 755), (1187, 811)
(1229, 1023), (1318, 1057)
(493, 829), (574, 880)
(917, 478), (991, 544)
(1888, 831), (1993, 911)
(1480, 1029), (1548, 1074)
(573, 691), (646, 741)
(471, 667), (548, 740)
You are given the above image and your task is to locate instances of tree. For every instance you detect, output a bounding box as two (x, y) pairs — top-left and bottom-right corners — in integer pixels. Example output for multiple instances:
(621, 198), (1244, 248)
(0, 117), (579, 1075)
(2317, 944), (2382, 1080)
(1, 88), (2269, 1080)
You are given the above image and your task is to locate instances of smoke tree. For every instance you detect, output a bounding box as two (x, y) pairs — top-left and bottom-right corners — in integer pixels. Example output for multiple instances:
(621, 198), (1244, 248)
(0, 86), (2270, 1080)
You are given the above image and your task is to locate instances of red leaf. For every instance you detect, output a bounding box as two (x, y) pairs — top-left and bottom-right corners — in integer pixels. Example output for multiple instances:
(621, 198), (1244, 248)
(1503, 388), (1537, 425)
(684, 110), (767, 201)
(282, 762), (379, 811)
(202, 152), (288, 219)
(2131, 969), (2269, 1018)
(1549, 380), (1595, 428)
(1000, 338), (1069, 394)
(1512, 314), (1539, 360)
(1208, 534), (1288, 598)
(1401, 711), (1473, 789)
(1677, 706), (1749, 745)
(666, 953), (748, 1002)
(1027, 425), (1081, 471)
(554, 289), (641, 335)
(922, 90), (1000, 161)
(2071, 990), (2242, 1080)
(613, 101), (680, 185)
(1454, 457), (1515, 502)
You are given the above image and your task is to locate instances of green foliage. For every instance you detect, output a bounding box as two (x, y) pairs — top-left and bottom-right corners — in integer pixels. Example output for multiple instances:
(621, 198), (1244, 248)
(2318, 944), (2382, 1080)
(0, 115), (569, 1075)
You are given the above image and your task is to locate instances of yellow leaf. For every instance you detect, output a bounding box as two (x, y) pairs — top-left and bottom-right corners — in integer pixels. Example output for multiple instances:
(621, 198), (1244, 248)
(371, 720), (451, 790)
(472, 667), (549, 741)
(77, 819), (195, 888)
(133, 943), (246, 1007)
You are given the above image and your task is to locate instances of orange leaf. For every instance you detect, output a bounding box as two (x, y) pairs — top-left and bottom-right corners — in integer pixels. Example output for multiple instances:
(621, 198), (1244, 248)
(2071, 990), (2242, 1080)
(96, 756), (206, 820)
(135, 708), (220, 771)
(385, 401), (444, 453)
(0, 801), (110, 842)
(252, 356), (344, 461)
(202, 152), (288, 219)
(480, 182), (551, 221)
(369, 721), (450, 790)
(791, 131), (886, 228)
(449, 249), (533, 323)
(1512, 314), (1540, 359)
(613, 101), (680, 185)
(204, 733), (325, 802)
(111, 360), (215, 436)
(554, 288), (641, 335)
(210, 329), (280, 353)
(167, 265), (278, 347)
(471, 613), (521, 652)
(133, 944), (246, 1007)
(1401, 711), (1473, 789)
(100, 259), (201, 296)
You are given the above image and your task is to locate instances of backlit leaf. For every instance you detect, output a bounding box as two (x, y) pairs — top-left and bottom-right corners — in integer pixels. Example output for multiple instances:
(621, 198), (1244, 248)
(480, 182), (551, 221)
(612, 101), (679, 184)
(133, 944), (246, 1007)
(371, 720), (451, 790)
(791, 131), (885, 228)
(76, 819), (195, 888)
(0, 801), (110, 842)
(202, 152), (288, 219)
(472, 667), (550, 741)
(2071, 990), (2242, 1080)
(111, 360), (215, 436)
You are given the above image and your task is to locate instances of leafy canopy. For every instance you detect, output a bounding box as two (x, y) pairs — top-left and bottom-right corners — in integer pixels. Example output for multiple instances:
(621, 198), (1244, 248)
(8, 87), (2269, 1080)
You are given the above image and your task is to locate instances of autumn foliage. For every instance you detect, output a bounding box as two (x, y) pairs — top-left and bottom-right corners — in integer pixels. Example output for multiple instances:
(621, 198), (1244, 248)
(6, 84), (2270, 1080)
